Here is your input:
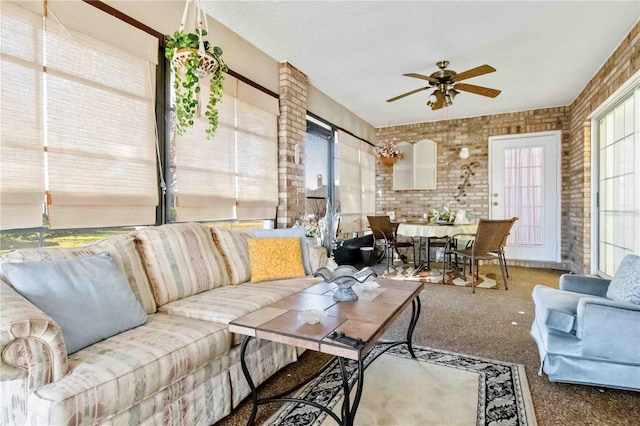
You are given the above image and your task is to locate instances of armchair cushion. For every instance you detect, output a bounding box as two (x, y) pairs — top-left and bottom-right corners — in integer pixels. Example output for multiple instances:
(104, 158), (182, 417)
(1, 252), (148, 354)
(606, 254), (640, 304)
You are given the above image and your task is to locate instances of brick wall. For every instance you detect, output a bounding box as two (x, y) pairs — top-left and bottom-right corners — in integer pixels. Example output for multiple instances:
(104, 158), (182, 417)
(277, 62), (308, 228)
(375, 107), (571, 269)
(565, 21), (639, 274)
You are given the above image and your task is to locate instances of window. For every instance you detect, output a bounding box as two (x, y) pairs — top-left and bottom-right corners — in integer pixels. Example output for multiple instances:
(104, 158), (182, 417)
(504, 146), (543, 245)
(305, 117), (334, 219)
(0, 1), (160, 231)
(336, 130), (376, 233)
(0, 1), (160, 253)
(169, 75), (280, 223)
(595, 85), (640, 277)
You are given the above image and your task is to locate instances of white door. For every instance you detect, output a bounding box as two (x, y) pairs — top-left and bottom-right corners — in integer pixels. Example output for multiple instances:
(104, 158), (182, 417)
(489, 131), (561, 262)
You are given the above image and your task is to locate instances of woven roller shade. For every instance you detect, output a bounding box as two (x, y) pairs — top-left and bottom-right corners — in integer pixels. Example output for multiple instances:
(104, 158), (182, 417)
(236, 80), (279, 220)
(44, 18), (158, 229)
(175, 76), (237, 221)
(360, 141), (376, 229)
(337, 131), (362, 233)
(0, 4), (45, 230)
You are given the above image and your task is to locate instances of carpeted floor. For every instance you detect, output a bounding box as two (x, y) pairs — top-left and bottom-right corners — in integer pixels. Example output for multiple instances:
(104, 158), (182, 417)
(215, 264), (640, 426)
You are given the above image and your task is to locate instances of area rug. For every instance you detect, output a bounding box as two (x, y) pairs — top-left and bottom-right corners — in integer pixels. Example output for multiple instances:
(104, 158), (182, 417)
(265, 343), (536, 425)
(383, 264), (498, 289)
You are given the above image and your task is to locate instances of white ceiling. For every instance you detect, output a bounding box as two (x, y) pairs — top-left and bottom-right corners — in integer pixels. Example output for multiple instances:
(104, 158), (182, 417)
(202, 1), (639, 128)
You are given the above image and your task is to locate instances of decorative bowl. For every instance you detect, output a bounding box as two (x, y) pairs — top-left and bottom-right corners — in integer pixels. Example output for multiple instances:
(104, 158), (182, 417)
(313, 265), (378, 301)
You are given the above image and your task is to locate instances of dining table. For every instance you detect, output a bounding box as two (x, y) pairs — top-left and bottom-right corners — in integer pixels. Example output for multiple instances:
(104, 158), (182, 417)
(397, 221), (478, 276)
(397, 221), (478, 240)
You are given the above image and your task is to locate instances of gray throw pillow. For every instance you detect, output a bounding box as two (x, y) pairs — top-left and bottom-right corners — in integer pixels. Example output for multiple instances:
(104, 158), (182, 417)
(253, 228), (313, 275)
(2, 252), (148, 354)
(606, 254), (640, 305)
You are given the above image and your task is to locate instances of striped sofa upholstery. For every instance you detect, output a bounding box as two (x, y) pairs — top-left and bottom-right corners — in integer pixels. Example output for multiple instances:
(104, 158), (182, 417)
(0, 223), (332, 425)
(134, 222), (231, 306)
(0, 233), (157, 314)
(210, 227), (253, 284)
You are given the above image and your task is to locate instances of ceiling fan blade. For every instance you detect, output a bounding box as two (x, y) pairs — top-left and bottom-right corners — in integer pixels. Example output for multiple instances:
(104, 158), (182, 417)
(430, 89), (445, 110)
(386, 86), (430, 103)
(453, 64), (496, 82)
(454, 83), (501, 98)
(403, 73), (438, 84)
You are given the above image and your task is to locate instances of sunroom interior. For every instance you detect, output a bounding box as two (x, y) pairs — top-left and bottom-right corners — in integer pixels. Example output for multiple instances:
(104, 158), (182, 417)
(0, 0), (639, 425)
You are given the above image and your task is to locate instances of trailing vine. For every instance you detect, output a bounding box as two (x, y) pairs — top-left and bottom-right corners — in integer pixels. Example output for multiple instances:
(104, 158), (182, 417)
(165, 30), (227, 139)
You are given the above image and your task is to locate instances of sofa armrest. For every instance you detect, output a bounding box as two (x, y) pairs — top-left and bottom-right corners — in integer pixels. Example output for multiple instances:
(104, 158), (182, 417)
(0, 282), (68, 384)
(576, 297), (640, 363)
(559, 274), (610, 297)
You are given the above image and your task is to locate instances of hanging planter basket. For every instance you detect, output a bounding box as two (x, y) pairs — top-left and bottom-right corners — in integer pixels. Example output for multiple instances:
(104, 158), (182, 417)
(171, 48), (219, 78)
(380, 156), (397, 167)
(165, 0), (227, 139)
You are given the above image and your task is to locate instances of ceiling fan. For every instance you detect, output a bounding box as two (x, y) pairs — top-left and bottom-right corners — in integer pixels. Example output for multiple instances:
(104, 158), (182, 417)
(386, 60), (501, 110)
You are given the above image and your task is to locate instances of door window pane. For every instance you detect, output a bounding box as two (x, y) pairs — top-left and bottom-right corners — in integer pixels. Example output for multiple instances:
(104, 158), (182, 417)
(504, 146), (543, 246)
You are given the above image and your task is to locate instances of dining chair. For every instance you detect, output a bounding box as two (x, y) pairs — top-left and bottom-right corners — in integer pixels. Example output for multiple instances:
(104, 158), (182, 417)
(445, 218), (517, 293)
(367, 215), (415, 272)
(426, 236), (449, 269)
(498, 217), (518, 278)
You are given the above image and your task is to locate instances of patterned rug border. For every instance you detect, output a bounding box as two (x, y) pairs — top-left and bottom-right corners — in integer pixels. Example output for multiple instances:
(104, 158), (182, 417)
(266, 344), (537, 426)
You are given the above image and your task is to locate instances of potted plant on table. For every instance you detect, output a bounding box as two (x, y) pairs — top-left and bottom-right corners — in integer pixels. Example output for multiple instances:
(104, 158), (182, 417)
(166, 29), (227, 138)
(375, 139), (404, 166)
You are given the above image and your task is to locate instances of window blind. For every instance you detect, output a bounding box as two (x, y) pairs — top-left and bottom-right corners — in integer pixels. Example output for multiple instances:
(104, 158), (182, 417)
(44, 18), (159, 228)
(337, 131), (362, 233)
(236, 81), (279, 220)
(175, 75), (237, 221)
(0, 4), (45, 229)
(360, 141), (376, 228)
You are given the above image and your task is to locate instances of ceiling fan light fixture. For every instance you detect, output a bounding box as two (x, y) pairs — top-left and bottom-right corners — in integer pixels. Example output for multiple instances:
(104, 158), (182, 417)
(449, 88), (459, 99)
(444, 94), (453, 107)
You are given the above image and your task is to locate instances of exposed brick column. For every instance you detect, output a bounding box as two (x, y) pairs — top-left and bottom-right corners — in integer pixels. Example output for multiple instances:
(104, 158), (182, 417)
(277, 62), (308, 228)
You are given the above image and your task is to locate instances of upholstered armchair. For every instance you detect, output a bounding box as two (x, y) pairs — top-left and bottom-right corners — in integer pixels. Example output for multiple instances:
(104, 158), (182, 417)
(530, 254), (640, 391)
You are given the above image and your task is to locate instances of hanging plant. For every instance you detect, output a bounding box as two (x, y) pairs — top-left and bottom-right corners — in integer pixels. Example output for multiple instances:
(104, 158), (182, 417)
(166, 0), (227, 139)
(165, 30), (227, 138)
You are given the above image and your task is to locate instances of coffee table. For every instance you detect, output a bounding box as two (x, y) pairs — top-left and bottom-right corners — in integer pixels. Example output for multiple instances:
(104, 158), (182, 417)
(229, 278), (422, 425)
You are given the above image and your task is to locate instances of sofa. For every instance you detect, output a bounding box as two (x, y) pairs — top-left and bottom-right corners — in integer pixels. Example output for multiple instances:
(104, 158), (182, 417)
(0, 222), (335, 425)
(530, 254), (640, 391)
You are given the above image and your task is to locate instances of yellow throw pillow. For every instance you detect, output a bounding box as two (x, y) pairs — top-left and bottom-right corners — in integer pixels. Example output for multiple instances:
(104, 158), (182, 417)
(247, 237), (306, 283)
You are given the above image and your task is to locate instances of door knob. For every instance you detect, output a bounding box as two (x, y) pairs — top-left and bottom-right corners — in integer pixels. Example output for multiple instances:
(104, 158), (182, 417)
(493, 193), (499, 197)
(493, 202), (498, 206)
